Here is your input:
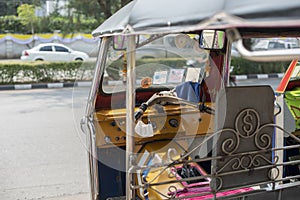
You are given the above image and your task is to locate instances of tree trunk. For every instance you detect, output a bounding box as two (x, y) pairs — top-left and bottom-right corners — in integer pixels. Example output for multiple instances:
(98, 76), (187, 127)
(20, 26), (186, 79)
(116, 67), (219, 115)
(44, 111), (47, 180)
(97, 0), (112, 19)
(121, 0), (131, 7)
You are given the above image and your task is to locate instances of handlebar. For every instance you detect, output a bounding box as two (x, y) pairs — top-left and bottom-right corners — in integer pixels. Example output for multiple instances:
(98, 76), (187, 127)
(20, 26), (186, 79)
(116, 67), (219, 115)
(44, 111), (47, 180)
(134, 103), (148, 121)
(134, 91), (215, 121)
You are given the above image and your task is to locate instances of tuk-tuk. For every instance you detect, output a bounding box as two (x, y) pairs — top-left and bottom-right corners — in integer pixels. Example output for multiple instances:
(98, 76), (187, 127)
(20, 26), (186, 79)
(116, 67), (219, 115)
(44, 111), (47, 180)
(81, 0), (300, 199)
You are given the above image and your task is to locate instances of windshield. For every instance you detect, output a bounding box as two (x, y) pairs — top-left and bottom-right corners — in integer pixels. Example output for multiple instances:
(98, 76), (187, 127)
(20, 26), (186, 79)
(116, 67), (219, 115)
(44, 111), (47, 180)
(102, 34), (210, 94)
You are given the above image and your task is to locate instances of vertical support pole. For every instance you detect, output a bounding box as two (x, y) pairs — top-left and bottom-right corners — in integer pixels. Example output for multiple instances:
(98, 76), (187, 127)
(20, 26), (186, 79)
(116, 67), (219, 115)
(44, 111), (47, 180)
(223, 37), (232, 86)
(84, 38), (109, 200)
(275, 94), (284, 181)
(87, 120), (99, 200)
(126, 35), (136, 200)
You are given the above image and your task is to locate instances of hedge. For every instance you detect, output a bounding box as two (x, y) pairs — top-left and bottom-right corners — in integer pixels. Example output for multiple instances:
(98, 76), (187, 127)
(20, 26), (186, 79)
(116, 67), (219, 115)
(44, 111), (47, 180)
(0, 61), (95, 84)
(107, 57), (289, 79)
(230, 57), (290, 75)
(0, 57), (290, 85)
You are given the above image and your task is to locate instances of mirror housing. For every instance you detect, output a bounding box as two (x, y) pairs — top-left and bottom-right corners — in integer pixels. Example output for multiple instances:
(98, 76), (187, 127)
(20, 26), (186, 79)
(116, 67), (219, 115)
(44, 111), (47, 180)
(113, 35), (127, 50)
(200, 30), (225, 50)
(113, 35), (139, 50)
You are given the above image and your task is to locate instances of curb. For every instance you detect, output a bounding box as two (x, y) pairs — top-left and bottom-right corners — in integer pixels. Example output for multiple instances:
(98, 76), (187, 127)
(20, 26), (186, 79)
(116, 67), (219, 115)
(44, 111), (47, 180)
(0, 81), (91, 91)
(0, 73), (284, 91)
(234, 73), (284, 80)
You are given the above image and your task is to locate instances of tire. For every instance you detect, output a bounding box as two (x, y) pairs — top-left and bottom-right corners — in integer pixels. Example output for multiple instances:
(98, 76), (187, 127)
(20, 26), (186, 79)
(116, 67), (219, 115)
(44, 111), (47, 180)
(35, 58), (44, 61)
(75, 58), (83, 61)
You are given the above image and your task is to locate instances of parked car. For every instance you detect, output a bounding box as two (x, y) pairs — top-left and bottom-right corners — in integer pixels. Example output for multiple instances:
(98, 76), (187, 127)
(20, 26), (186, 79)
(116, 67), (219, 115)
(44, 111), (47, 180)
(20, 43), (89, 62)
(252, 39), (298, 51)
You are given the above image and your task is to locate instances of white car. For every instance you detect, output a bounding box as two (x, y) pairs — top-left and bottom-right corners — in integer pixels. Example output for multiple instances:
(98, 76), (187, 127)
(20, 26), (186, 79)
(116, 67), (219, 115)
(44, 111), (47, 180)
(20, 43), (89, 62)
(252, 39), (298, 51)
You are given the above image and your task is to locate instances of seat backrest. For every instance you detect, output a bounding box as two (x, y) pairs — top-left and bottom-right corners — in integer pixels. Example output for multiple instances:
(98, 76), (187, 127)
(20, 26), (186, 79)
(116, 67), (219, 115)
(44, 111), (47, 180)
(211, 86), (275, 191)
(175, 81), (202, 103)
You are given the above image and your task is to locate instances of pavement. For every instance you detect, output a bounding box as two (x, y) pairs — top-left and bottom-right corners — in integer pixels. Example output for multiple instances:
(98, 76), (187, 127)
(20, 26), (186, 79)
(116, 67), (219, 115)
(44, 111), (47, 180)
(43, 193), (90, 200)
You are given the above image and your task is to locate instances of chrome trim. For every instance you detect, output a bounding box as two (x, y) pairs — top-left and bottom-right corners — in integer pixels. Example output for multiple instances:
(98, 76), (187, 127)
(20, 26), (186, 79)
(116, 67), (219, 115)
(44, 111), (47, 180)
(227, 28), (300, 62)
(83, 37), (110, 200)
(125, 35), (136, 200)
(236, 39), (300, 62)
(224, 36), (232, 86)
(85, 37), (109, 117)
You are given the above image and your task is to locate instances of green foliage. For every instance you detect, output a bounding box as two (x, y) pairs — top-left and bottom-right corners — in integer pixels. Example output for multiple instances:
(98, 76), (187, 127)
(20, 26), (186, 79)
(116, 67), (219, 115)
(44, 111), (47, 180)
(17, 4), (37, 34)
(230, 57), (289, 75)
(0, 61), (95, 84)
(0, 16), (24, 33)
(69, 0), (103, 20)
(0, 1), (133, 34)
(0, 0), (35, 16)
(0, 15), (99, 34)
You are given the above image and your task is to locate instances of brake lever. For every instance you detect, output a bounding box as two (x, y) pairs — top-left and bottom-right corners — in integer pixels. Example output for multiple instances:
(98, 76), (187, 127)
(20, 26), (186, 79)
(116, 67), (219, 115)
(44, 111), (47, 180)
(134, 103), (148, 121)
(199, 103), (215, 115)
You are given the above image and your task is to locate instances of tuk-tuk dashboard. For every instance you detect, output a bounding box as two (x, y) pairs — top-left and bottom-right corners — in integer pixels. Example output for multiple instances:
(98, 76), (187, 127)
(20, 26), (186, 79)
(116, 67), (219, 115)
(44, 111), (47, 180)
(94, 103), (214, 147)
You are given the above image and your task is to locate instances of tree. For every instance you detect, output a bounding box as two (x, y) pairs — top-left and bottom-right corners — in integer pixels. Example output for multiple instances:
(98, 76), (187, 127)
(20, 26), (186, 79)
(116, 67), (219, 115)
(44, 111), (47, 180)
(17, 4), (37, 34)
(0, 0), (37, 16)
(0, 0), (133, 34)
(96, 0), (132, 19)
(68, 0), (132, 21)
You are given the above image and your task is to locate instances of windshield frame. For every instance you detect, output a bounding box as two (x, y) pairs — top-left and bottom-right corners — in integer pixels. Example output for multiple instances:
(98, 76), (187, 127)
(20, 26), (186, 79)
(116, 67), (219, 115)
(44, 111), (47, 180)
(100, 33), (210, 96)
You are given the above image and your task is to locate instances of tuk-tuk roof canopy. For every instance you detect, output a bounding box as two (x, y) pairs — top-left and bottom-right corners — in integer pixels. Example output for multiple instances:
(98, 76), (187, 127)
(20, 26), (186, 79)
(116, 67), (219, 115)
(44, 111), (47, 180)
(92, 0), (300, 37)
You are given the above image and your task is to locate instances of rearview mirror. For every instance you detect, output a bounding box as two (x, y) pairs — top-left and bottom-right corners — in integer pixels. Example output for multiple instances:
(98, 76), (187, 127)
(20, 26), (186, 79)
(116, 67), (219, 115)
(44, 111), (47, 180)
(113, 35), (139, 50)
(113, 35), (127, 50)
(200, 30), (225, 50)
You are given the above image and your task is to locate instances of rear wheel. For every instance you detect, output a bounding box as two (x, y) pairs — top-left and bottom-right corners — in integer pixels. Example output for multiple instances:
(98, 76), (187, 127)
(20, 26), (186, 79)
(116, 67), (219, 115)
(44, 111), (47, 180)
(75, 58), (83, 61)
(35, 58), (44, 61)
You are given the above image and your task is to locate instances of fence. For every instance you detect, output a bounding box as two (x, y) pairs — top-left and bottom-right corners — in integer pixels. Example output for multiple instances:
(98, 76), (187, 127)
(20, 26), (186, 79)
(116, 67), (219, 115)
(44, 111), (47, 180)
(0, 33), (100, 59)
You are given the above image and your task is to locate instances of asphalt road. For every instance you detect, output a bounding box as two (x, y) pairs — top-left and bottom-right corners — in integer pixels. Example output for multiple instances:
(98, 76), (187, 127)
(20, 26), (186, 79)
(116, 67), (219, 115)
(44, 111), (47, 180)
(0, 78), (281, 200)
(0, 87), (91, 200)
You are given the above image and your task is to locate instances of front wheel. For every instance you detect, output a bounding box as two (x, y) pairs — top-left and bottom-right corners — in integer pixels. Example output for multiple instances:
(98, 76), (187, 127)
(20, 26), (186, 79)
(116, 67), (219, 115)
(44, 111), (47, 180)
(75, 58), (83, 61)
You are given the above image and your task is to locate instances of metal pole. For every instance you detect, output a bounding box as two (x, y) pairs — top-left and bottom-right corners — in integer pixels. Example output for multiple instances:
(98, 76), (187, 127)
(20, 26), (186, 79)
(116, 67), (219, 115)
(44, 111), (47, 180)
(83, 37), (109, 200)
(275, 94), (284, 182)
(126, 35), (136, 200)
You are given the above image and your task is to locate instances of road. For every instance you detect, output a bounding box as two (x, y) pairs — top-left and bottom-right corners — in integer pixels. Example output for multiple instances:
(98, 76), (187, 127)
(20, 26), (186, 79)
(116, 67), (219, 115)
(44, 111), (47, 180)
(0, 87), (91, 200)
(0, 78), (281, 200)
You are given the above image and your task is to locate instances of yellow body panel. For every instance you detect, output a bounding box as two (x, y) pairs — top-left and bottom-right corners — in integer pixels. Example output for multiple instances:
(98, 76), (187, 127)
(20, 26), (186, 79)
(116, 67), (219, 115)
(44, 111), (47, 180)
(133, 140), (209, 199)
(94, 103), (214, 147)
